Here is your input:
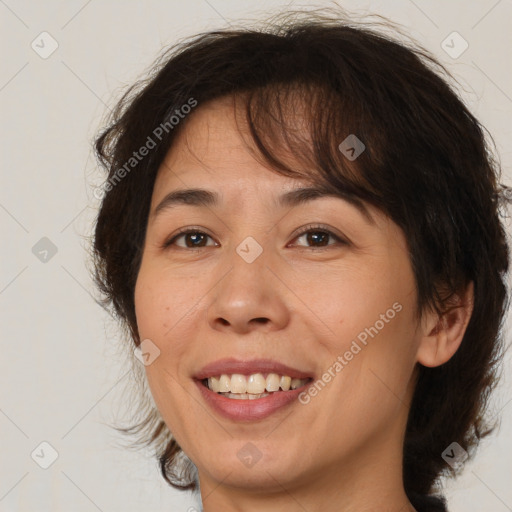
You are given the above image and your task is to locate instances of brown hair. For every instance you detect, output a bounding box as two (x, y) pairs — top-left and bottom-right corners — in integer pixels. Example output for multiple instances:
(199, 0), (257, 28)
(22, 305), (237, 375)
(90, 8), (511, 511)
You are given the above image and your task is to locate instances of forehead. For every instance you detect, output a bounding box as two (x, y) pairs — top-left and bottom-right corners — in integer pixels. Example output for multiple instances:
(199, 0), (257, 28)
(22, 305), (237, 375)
(152, 96), (312, 199)
(148, 100), (379, 227)
(148, 96), (386, 230)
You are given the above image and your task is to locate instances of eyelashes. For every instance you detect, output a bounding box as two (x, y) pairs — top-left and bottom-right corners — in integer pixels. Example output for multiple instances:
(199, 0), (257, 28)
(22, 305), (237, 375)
(162, 228), (216, 249)
(161, 224), (349, 251)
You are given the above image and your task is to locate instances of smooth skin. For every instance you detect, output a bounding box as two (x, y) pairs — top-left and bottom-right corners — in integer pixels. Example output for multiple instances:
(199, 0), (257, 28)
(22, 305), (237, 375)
(134, 95), (474, 512)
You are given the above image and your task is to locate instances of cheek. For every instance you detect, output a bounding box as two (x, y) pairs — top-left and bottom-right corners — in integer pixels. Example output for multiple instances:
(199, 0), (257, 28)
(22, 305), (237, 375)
(134, 262), (202, 341)
(310, 264), (418, 401)
(134, 263), (205, 395)
(134, 269), (194, 438)
(306, 265), (411, 351)
(330, 303), (419, 428)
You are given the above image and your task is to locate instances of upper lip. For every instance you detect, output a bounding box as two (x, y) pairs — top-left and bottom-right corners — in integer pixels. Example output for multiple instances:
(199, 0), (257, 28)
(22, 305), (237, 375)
(194, 358), (314, 380)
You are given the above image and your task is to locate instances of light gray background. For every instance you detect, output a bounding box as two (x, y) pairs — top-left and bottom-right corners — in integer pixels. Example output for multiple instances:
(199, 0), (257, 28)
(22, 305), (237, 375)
(1, 1), (511, 511)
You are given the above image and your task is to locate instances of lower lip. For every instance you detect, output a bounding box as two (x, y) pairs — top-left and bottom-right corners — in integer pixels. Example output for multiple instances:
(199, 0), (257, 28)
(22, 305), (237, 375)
(195, 380), (310, 421)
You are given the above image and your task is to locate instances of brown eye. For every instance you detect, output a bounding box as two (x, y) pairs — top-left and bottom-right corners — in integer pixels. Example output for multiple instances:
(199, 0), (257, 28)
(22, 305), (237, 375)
(162, 224), (348, 250)
(296, 230), (333, 247)
(290, 225), (348, 249)
(163, 229), (216, 249)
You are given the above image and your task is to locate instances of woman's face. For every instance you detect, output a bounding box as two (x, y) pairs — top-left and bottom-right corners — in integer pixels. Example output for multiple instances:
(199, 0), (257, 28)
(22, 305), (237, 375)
(134, 96), (425, 499)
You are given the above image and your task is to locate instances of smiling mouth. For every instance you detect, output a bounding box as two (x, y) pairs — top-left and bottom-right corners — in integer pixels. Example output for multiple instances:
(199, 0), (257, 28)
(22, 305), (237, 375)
(201, 373), (313, 399)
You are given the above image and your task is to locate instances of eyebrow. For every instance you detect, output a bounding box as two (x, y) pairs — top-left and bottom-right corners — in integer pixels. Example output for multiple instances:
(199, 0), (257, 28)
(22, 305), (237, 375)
(150, 186), (375, 225)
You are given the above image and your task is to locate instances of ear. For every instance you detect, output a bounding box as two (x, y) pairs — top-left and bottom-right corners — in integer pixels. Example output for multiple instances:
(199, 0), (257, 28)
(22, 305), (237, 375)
(416, 281), (474, 367)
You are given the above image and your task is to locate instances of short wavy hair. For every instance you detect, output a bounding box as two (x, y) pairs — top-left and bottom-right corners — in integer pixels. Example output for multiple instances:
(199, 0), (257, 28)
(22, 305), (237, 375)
(90, 8), (511, 512)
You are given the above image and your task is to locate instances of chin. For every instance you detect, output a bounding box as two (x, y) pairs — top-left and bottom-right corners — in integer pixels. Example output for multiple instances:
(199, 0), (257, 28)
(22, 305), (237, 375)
(200, 459), (302, 491)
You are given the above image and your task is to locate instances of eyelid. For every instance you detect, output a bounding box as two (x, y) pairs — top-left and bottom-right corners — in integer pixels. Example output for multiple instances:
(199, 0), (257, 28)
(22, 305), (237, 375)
(161, 226), (217, 249)
(288, 223), (349, 247)
(162, 223), (349, 249)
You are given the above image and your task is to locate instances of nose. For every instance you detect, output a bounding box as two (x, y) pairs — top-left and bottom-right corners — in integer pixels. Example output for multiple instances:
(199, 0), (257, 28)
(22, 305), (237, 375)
(206, 243), (290, 335)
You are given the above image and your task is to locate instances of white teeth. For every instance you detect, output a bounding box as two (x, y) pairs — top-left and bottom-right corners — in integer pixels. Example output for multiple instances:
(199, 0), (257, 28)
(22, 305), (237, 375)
(208, 376), (220, 393)
(247, 373), (267, 394)
(218, 374), (231, 392)
(290, 378), (303, 390)
(266, 373), (281, 392)
(205, 373), (309, 394)
(230, 374), (247, 393)
(280, 376), (291, 391)
(221, 392), (270, 400)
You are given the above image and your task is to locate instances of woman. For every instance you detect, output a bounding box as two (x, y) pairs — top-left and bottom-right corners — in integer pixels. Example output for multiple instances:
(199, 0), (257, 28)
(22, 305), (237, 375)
(91, 8), (511, 512)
